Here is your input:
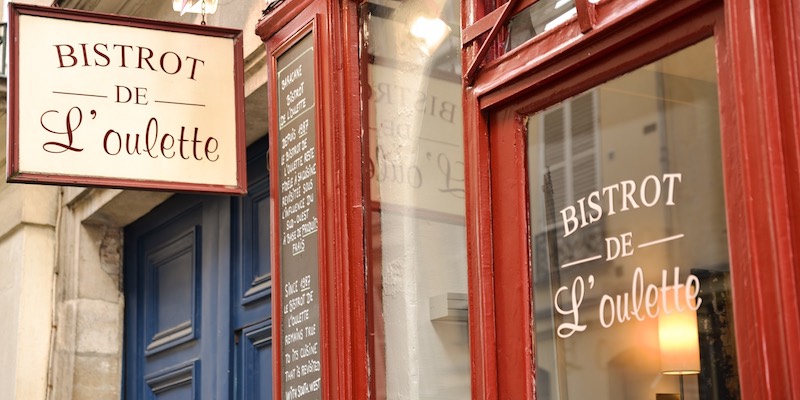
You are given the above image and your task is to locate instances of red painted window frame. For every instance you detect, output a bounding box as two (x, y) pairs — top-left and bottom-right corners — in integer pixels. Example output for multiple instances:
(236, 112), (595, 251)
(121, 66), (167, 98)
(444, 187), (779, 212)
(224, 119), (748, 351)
(462, 0), (800, 399)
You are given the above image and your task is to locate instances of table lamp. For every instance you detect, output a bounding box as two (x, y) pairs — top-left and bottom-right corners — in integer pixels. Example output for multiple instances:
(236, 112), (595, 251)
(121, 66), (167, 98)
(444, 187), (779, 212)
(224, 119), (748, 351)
(658, 285), (700, 400)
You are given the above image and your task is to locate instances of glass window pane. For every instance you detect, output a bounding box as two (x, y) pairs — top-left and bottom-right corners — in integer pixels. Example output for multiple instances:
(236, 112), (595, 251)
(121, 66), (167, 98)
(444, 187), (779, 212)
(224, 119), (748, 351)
(527, 39), (741, 400)
(361, 0), (470, 398)
(507, 0), (577, 50)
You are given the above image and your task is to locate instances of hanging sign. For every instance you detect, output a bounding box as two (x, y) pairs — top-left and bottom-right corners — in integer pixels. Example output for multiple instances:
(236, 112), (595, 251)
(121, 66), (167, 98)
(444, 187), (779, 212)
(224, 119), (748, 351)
(274, 29), (322, 400)
(6, 3), (246, 194)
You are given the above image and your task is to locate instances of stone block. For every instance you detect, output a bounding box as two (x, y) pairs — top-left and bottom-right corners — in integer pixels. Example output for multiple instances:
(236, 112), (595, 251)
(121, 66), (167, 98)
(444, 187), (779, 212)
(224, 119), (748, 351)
(71, 353), (121, 400)
(75, 299), (122, 355)
(77, 225), (123, 303)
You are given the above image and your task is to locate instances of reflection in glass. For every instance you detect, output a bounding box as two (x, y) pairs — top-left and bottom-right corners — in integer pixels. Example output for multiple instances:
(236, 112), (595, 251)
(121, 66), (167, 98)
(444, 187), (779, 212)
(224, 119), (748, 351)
(527, 39), (741, 400)
(507, 0), (576, 50)
(362, 0), (469, 398)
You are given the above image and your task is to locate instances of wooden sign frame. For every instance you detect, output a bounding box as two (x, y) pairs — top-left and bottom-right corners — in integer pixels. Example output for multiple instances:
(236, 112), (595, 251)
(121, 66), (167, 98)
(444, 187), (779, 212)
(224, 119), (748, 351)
(274, 20), (323, 400)
(6, 3), (246, 194)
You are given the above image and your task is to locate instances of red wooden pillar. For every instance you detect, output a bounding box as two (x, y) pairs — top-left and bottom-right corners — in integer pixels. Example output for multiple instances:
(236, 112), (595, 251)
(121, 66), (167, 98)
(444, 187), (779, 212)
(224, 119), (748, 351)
(721, 0), (800, 397)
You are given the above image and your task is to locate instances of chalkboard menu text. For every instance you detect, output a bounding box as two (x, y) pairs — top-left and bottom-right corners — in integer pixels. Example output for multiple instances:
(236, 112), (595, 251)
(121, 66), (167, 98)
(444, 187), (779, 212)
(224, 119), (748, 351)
(276, 31), (322, 400)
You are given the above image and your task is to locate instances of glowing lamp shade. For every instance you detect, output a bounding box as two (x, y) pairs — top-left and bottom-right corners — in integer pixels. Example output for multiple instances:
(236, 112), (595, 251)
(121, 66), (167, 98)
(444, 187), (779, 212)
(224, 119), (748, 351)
(657, 286), (701, 375)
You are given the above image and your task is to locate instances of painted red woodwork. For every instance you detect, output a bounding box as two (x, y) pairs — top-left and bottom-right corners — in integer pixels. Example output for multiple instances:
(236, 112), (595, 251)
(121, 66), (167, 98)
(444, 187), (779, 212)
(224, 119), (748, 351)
(339, 2), (370, 398)
(574, 0), (597, 33)
(464, 0), (515, 84)
(463, 0), (580, 47)
(720, 0), (800, 396)
(462, 0), (501, 397)
(463, 81), (500, 400)
(256, 0), (800, 398)
(488, 107), (534, 400)
(463, 0), (800, 399)
(473, 0), (717, 108)
(257, 1), (368, 398)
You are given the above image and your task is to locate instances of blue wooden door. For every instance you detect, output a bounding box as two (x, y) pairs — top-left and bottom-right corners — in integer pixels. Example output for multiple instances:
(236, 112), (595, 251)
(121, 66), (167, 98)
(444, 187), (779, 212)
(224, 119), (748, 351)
(124, 139), (272, 399)
(231, 139), (273, 400)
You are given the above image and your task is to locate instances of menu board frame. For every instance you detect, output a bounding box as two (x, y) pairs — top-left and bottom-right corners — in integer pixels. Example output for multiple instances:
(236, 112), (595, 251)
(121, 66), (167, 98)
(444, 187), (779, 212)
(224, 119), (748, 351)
(270, 18), (324, 400)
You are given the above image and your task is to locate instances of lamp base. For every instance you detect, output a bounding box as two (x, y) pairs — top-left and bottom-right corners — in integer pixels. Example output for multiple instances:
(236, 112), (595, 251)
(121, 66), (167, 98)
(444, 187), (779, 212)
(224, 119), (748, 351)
(655, 394), (680, 400)
(680, 374), (685, 400)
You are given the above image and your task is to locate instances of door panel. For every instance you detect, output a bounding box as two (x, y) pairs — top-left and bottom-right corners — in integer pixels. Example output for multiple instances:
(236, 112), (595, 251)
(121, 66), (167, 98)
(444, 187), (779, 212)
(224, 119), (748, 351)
(232, 138), (273, 400)
(144, 360), (199, 400)
(237, 321), (273, 400)
(125, 138), (272, 399)
(125, 197), (231, 400)
(144, 228), (200, 357)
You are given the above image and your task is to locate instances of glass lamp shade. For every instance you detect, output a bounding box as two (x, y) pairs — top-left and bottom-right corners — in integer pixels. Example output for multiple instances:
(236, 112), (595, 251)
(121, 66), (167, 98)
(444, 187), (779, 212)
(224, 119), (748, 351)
(657, 286), (701, 375)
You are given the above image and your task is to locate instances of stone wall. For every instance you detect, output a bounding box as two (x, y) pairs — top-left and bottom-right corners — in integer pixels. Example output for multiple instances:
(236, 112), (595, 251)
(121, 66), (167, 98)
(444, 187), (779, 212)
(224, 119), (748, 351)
(0, 180), (59, 399)
(0, 1), (270, 398)
(48, 188), (169, 400)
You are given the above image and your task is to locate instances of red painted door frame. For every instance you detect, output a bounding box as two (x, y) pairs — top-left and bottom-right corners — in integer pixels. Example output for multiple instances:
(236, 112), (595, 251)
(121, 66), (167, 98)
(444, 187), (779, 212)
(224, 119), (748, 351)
(463, 0), (800, 399)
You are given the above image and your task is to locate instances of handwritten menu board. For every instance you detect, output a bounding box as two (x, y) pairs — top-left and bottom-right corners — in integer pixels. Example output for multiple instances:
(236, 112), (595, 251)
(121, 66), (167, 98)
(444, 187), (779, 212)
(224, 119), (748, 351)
(276, 31), (321, 400)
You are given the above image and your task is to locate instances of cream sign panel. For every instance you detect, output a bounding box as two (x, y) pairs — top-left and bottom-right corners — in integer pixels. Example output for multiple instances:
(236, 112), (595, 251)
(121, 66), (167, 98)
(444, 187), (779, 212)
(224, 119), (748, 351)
(8, 4), (246, 194)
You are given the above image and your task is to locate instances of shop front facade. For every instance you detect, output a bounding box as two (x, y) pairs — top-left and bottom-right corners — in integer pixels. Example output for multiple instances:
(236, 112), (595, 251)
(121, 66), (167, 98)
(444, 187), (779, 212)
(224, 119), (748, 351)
(257, 0), (799, 399)
(0, 0), (797, 399)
